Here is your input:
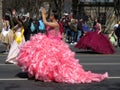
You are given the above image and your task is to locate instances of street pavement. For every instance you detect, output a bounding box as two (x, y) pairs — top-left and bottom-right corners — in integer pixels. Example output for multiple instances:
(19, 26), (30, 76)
(0, 43), (120, 90)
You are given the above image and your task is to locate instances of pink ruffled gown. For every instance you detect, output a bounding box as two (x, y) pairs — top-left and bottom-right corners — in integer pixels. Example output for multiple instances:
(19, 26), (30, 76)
(17, 26), (108, 83)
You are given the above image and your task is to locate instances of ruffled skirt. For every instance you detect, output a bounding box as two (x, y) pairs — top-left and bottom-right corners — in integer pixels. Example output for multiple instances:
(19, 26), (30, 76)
(17, 33), (108, 83)
(75, 31), (115, 54)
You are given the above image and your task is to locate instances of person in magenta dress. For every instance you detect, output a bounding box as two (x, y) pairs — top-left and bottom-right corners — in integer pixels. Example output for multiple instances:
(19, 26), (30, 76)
(75, 18), (115, 54)
(17, 8), (108, 84)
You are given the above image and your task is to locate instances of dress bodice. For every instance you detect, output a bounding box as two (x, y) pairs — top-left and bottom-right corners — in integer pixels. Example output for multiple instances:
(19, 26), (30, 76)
(46, 26), (62, 40)
(93, 23), (100, 31)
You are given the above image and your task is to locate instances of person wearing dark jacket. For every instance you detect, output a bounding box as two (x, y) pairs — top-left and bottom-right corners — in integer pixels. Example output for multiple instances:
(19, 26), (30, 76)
(23, 13), (31, 41)
(115, 21), (120, 47)
(77, 18), (84, 41)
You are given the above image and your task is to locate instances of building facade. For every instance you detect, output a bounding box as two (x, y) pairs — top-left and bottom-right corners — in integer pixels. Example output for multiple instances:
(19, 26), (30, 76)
(71, 0), (118, 33)
(1, 0), (119, 32)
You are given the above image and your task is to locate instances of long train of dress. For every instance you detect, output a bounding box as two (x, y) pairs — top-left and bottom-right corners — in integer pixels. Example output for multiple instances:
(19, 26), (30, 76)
(17, 33), (108, 84)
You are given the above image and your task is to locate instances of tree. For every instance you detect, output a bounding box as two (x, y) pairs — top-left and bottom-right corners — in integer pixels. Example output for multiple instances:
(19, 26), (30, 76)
(53, 0), (64, 18)
(72, 0), (78, 18)
(114, 0), (120, 21)
(2, 0), (64, 19)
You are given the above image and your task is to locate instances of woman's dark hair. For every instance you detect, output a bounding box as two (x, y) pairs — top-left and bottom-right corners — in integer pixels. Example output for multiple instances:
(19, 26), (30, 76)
(50, 9), (59, 20)
(93, 21), (97, 26)
(93, 18), (100, 26)
(4, 15), (10, 21)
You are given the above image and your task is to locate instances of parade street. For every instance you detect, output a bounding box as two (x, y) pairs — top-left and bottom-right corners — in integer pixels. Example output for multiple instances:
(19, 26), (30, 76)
(0, 43), (120, 90)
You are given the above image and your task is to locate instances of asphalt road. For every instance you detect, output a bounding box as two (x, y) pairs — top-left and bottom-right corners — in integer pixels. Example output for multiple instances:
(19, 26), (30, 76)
(0, 43), (120, 90)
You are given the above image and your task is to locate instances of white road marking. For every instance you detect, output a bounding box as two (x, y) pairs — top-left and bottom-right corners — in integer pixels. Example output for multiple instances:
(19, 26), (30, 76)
(0, 78), (28, 81)
(0, 77), (120, 81)
(0, 53), (120, 56)
(76, 54), (120, 56)
(0, 64), (16, 66)
(108, 77), (120, 79)
(0, 63), (120, 66)
(80, 63), (120, 65)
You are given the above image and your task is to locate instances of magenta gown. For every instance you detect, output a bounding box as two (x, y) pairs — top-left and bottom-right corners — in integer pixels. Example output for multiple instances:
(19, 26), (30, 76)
(76, 23), (115, 54)
(17, 26), (108, 84)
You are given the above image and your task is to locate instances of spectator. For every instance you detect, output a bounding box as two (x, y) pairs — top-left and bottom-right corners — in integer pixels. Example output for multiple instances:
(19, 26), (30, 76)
(87, 17), (93, 31)
(62, 14), (71, 42)
(115, 21), (120, 47)
(69, 19), (78, 45)
(77, 18), (84, 41)
(22, 12), (31, 41)
(0, 20), (14, 54)
(37, 17), (45, 34)
(109, 30), (118, 47)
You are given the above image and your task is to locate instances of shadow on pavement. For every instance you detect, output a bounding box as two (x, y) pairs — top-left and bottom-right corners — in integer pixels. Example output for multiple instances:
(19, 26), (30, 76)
(75, 50), (100, 54)
(16, 72), (28, 79)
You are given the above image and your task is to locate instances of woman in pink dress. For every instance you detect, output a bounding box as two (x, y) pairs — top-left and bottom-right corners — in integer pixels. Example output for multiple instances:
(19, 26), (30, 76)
(17, 8), (108, 84)
(75, 18), (115, 54)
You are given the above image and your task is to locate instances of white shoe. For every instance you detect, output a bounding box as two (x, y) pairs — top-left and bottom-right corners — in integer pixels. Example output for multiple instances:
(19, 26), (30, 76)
(74, 42), (77, 45)
(5, 61), (17, 64)
(66, 39), (69, 42)
(3, 51), (9, 54)
(70, 43), (74, 45)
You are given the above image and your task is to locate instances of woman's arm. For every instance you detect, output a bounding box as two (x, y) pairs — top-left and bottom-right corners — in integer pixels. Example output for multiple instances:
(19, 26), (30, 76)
(12, 9), (22, 27)
(98, 23), (102, 34)
(41, 8), (59, 28)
